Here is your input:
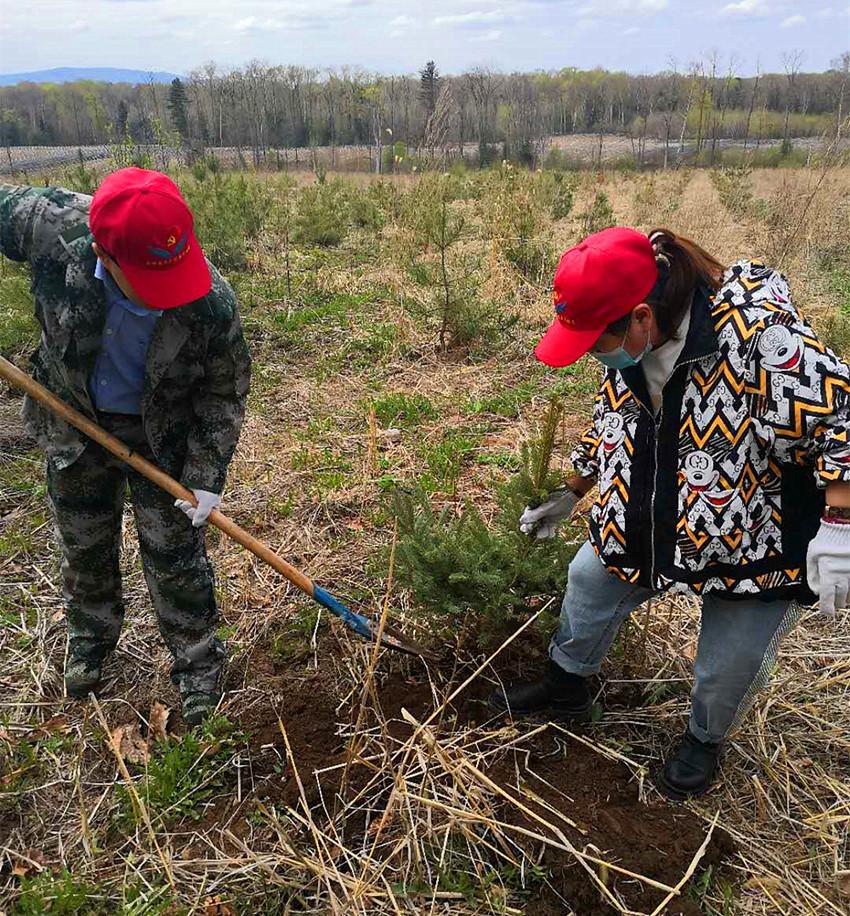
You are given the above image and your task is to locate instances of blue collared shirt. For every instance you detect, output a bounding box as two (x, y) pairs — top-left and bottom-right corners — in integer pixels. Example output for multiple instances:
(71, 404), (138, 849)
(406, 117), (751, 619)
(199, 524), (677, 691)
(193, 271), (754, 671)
(89, 260), (161, 414)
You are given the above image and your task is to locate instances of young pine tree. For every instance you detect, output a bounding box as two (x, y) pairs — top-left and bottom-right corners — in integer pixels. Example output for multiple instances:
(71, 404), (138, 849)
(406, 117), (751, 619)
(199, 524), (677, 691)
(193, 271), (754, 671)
(392, 398), (578, 648)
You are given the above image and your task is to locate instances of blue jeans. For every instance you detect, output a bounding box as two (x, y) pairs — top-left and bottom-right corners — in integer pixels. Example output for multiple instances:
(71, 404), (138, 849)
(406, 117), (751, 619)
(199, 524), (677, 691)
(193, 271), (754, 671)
(550, 541), (800, 743)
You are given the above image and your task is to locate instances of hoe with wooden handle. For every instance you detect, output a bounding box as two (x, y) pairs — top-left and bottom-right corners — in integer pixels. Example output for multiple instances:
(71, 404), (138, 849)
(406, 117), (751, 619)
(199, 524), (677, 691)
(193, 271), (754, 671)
(0, 355), (431, 659)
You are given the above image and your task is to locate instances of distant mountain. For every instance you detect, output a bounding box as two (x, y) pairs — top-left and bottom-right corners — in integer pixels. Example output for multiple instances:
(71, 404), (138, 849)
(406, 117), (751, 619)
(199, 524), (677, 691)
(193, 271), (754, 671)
(0, 67), (181, 87)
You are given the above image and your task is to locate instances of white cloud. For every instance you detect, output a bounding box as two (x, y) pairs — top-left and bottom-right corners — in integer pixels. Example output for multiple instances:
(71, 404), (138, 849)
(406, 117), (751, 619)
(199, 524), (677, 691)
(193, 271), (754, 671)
(720, 0), (771, 16)
(781, 14), (806, 26)
(234, 11), (322, 32)
(577, 0), (668, 14)
(432, 10), (510, 26)
(389, 14), (415, 37)
(622, 25), (641, 34)
(472, 28), (502, 41)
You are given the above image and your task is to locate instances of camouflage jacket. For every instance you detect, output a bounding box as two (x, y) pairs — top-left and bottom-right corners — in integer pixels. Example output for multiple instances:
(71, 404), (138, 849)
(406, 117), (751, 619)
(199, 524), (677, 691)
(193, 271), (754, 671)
(0, 185), (251, 493)
(571, 261), (850, 601)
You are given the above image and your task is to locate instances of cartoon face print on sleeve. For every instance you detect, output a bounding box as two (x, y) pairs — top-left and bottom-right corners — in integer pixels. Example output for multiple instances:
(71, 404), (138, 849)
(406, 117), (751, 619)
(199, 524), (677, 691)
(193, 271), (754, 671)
(758, 325), (803, 373)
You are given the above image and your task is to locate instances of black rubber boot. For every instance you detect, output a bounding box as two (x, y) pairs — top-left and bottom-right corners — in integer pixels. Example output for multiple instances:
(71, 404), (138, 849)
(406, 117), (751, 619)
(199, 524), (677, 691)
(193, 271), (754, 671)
(656, 729), (722, 801)
(489, 661), (593, 722)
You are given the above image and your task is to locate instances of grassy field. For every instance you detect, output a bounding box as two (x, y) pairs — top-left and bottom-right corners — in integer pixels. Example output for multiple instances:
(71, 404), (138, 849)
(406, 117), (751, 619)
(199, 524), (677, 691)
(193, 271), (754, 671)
(1, 162), (849, 915)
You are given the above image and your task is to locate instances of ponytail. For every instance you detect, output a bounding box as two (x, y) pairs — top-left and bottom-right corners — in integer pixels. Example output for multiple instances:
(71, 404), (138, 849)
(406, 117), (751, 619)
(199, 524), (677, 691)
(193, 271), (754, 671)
(645, 228), (725, 339)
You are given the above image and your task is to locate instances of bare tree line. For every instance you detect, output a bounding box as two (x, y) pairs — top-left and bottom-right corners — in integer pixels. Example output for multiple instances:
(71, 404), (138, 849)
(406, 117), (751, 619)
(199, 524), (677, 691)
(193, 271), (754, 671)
(1, 55), (848, 169)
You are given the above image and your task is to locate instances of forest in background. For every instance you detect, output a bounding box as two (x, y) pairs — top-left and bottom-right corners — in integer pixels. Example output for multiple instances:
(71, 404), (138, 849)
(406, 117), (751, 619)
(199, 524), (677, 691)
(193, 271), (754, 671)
(1, 55), (849, 169)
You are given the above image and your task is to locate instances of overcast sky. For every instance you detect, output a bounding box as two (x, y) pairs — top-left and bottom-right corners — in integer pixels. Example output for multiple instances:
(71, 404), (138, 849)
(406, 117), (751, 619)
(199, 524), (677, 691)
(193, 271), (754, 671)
(0, 0), (846, 76)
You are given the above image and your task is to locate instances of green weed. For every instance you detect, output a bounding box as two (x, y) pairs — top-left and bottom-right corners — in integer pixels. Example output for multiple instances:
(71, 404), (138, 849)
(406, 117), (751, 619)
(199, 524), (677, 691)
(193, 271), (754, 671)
(687, 865), (736, 915)
(464, 379), (539, 418)
(418, 430), (481, 495)
(343, 321), (406, 368)
(114, 715), (245, 828)
(371, 392), (436, 427)
(270, 605), (324, 665)
(12, 868), (105, 916)
(0, 451), (47, 499)
(0, 508), (49, 561)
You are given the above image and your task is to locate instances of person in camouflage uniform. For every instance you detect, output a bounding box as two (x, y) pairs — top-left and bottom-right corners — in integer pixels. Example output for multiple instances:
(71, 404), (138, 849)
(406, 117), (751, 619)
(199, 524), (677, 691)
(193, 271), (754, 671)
(0, 168), (251, 725)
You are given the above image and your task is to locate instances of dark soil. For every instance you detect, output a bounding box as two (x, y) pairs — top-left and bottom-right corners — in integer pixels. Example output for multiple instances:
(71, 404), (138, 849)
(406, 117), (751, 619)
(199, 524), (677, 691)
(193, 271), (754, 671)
(488, 732), (733, 916)
(227, 640), (733, 916)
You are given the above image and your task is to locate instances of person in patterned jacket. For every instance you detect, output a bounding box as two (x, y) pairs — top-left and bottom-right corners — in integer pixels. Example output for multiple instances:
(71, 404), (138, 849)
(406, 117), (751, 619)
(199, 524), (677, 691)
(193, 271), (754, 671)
(0, 169), (251, 726)
(491, 226), (850, 800)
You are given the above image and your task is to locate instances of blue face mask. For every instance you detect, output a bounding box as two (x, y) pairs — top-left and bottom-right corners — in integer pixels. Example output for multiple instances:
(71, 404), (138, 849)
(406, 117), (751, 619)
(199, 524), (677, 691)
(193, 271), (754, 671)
(591, 327), (651, 370)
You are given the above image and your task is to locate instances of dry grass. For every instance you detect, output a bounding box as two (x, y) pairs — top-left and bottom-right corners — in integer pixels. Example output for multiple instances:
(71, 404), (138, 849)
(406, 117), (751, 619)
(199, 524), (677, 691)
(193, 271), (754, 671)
(1, 166), (849, 915)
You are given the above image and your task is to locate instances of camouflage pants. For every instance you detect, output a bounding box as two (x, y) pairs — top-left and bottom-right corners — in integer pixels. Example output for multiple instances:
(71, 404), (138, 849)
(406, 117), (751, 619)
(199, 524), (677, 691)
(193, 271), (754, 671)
(47, 413), (224, 696)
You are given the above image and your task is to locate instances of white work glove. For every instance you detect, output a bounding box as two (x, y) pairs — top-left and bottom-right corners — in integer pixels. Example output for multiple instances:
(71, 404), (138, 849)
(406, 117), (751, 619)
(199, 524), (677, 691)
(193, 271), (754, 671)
(175, 489), (221, 528)
(806, 519), (850, 616)
(519, 488), (579, 540)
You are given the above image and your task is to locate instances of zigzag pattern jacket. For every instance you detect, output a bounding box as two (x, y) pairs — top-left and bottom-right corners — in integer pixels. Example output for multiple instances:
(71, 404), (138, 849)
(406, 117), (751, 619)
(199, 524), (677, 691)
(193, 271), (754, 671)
(571, 260), (850, 600)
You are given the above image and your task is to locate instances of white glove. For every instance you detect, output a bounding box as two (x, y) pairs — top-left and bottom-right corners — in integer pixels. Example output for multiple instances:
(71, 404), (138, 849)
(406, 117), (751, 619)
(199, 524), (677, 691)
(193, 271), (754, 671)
(175, 489), (221, 528)
(806, 519), (850, 616)
(519, 488), (579, 540)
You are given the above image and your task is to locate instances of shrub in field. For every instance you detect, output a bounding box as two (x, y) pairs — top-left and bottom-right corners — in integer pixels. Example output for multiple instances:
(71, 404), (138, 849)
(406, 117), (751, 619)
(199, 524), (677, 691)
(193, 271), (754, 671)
(180, 171), (278, 270)
(401, 173), (499, 351)
(549, 170), (577, 221)
(109, 135), (153, 171)
(710, 166), (770, 223)
(577, 190), (616, 235)
(391, 399), (579, 647)
(57, 153), (99, 195)
(293, 178), (352, 247)
(631, 175), (663, 225)
(348, 184), (386, 231)
(484, 164), (555, 282)
(367, 178), (403, 222)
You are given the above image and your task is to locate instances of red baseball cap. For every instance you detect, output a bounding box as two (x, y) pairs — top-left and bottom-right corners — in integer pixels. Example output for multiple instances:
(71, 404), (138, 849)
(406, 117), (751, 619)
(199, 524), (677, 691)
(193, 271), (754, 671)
(89, 168), (211, 310)
(535, 227), (658, 368)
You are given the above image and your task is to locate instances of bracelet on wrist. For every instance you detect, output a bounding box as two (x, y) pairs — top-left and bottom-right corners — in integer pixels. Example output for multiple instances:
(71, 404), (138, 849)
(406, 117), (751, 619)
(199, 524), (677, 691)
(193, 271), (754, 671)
(824, 505), (850, 524)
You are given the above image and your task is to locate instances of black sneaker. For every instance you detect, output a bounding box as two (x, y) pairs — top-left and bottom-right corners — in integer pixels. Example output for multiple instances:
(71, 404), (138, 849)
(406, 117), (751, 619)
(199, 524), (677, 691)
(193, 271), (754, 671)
(489, 661), (593, 722)
(656, 729), (722, 801)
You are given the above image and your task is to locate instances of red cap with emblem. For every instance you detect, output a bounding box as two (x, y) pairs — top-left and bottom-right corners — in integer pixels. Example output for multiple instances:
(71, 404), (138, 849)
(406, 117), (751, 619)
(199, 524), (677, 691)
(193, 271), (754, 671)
(535, 226), (658, 368)
(89, 167), (211, 310)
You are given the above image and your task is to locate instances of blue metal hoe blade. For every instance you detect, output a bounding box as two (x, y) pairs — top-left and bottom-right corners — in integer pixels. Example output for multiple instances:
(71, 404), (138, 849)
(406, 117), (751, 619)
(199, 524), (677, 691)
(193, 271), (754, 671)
(311, 584), (432, 657)
(312, 585), (374, 640)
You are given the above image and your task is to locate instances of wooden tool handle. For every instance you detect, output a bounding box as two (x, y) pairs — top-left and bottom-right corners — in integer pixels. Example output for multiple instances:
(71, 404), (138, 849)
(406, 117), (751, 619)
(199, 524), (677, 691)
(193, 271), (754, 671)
(0, 355), (314, 596)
